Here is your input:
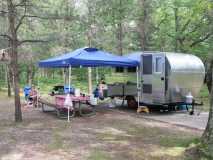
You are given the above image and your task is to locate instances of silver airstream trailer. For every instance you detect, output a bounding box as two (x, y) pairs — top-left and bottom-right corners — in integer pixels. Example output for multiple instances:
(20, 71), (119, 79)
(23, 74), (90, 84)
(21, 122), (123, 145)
(140, 52), (205, 106)
(108, 51), (205, 109)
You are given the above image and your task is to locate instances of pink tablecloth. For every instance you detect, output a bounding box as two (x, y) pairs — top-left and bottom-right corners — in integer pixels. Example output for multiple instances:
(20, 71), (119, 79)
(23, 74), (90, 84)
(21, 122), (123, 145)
(55, 95), (90, 107)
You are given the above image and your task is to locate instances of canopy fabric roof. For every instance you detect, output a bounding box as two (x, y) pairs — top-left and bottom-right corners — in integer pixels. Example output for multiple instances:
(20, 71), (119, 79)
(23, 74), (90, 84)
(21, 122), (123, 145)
(124, 52), (142, 63)
(38, 47), (139, 68)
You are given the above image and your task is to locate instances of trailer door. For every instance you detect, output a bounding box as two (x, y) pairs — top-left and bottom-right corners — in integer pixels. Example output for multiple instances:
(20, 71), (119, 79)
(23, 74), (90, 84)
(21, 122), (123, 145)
(152, 54), (165, 103)
(141, 54), (153, 104)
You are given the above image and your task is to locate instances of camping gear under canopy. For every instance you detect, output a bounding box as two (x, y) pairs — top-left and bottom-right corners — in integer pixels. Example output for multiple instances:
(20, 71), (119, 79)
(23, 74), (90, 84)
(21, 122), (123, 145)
(38, 47), (139, 68)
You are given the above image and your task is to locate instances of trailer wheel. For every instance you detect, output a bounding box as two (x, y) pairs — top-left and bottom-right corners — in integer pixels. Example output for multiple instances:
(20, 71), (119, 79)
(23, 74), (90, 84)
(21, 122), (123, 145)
(126, 96), (137, 108)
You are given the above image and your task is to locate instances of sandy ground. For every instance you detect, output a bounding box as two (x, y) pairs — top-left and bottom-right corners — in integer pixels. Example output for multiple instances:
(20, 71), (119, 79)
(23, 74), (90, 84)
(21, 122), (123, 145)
(0, 96), (203, 160)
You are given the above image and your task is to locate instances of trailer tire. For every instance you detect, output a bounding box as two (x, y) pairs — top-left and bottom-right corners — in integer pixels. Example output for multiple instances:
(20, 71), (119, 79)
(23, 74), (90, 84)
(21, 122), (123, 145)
(126, 96), (137, 108)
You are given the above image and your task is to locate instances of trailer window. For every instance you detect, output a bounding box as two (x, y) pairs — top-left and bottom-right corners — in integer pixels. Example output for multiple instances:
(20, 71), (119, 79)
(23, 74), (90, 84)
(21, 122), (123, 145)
(143, 84), (152, 94)
(143, 55), (152, 74)
(155, 57), (163, 73)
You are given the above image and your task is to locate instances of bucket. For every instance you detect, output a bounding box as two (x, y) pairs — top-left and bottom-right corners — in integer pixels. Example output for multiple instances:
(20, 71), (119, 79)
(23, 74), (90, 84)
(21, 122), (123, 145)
(108, 99), (116, 108)
(75, 88), (80, 97)
(90, 94), (98, 105)
(185, 92), (193, 104)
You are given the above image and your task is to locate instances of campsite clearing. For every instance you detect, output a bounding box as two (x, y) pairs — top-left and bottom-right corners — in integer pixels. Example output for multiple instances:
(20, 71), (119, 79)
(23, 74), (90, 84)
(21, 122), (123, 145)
(0, 94), (203, 160)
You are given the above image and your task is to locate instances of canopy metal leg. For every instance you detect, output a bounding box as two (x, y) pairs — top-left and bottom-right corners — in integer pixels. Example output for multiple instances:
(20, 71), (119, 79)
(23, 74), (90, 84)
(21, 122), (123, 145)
(68, 65), (71, 122)
(137, 66), (140, 107)
(88, 67), (92, 95)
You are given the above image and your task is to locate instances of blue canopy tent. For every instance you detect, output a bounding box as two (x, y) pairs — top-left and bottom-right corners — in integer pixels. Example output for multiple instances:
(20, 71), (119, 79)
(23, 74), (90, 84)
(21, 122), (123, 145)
(39, 47), (139, 68)
(124, 52), (142, 63)
(38, 48), (139, 121)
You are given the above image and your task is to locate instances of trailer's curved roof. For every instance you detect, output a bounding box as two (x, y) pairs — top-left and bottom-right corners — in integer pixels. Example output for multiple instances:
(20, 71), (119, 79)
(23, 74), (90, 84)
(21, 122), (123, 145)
(165, 53), (205, 73)
(125, 52), (205, 73)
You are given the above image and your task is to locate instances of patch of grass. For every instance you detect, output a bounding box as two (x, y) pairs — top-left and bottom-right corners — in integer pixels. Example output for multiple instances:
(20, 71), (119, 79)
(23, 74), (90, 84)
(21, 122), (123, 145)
(97, 132), (117, 141)
(97, 132), (131, 146)
(88, 150), (112, 160)
(199, 85), (209, 99)
(0, 91), (11, 99)
(47, 133), (65, 151)
(46, 122), (71, 151)
(198, 85), (210, 111)
(159, 136), (200, 148)
(131, 147), (185, 160)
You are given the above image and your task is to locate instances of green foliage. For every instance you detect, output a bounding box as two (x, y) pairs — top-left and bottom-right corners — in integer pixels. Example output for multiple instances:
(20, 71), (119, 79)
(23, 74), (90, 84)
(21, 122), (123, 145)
(0, 0), (211, 100)
(88, 150), (112, 160)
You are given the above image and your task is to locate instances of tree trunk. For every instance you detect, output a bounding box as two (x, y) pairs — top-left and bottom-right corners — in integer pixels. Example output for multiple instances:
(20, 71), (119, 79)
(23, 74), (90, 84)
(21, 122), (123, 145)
(6, 65), (12, 97)
(201, 60), (213, 158)
(138, 0), (148, 51)
(174, 2), (179, 52)
(115, 0), (123, 56)
(27, 63), (34, 86)
(7, 0), (22, 122)
(117, 22), (123, 56)
(206, 60), (213, 92)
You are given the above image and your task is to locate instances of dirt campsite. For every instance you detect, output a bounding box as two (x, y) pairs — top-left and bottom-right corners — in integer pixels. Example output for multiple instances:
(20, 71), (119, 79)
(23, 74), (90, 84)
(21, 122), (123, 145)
(0, 93), (203, 160)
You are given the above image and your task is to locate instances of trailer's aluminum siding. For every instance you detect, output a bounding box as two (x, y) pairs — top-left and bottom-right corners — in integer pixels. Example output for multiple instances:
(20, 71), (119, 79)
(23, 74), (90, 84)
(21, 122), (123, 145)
(165, 53), (205, 103)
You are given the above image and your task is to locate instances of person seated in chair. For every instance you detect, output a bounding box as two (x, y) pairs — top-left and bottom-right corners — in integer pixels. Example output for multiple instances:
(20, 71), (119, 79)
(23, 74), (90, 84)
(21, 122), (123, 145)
(93, 84), (99, 98)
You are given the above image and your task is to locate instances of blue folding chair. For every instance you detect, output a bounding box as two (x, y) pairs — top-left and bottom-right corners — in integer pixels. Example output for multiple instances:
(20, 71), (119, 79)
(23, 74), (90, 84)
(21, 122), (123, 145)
(24, 86), (31, 100)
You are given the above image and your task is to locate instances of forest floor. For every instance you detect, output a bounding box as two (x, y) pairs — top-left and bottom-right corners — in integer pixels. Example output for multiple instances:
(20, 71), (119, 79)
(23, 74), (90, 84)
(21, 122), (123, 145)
(0, 94), (203, 160)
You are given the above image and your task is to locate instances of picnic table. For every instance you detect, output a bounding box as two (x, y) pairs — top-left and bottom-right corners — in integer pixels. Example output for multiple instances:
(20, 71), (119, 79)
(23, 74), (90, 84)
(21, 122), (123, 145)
(38, 94), (95, 119)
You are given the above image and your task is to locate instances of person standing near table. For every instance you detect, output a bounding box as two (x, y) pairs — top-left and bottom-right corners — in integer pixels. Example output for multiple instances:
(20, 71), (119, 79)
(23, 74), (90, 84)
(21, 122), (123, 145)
(99, 78), (107, 100)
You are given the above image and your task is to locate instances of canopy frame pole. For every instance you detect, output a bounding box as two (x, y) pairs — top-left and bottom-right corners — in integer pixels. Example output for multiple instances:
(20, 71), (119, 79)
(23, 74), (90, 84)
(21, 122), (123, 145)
(68, 65), (71, 122)
(137, 66), (140, 108)
(96, 68), (99, 84)
(37, 68), (40, 108)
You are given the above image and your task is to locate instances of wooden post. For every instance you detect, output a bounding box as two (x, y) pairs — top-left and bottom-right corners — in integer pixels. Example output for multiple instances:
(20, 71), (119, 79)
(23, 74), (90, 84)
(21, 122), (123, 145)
(88, 67), (92, 95)
(96, 68), (99, 84)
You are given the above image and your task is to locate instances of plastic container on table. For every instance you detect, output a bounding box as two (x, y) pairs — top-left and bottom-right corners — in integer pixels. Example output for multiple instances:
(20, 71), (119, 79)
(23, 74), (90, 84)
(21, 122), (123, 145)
(90, 94), (98, 105)
(64, 85), (75, 94)
(75, 88), (80, 97)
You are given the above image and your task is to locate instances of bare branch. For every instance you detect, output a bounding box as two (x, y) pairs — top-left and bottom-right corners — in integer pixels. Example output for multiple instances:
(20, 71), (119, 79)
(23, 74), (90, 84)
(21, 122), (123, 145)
(0, 10), (8, 17)
(152, 14), (168, 31)
(18, 39), (49, 45)
(15, 1), (27, 32)
(186, 15), (208, 35)
(0, 34), (12, 40)
(167, 33), (174, 38)
(0, 10), (8, 13)
(25, 14), (66, 20)
(190, 33), (212, 47)
(181, 19), (191, 32)
(14, 0), (27, 7)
